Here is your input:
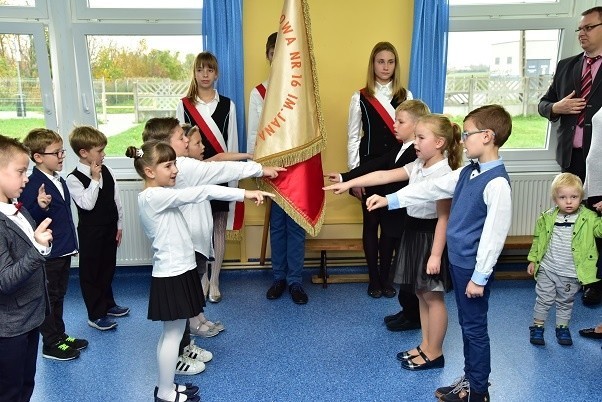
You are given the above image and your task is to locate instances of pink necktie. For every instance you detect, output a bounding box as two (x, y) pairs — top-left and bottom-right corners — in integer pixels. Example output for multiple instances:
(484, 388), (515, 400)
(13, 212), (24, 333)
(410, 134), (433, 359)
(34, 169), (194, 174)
(577, 55), (601, 127)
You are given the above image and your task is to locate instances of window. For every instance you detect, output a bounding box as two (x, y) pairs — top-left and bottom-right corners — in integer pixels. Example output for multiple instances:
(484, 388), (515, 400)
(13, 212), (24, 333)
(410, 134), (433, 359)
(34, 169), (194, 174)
(0, 23), (56, 137)
(80, 34), (201, 156)
(448, 0), (581, 171)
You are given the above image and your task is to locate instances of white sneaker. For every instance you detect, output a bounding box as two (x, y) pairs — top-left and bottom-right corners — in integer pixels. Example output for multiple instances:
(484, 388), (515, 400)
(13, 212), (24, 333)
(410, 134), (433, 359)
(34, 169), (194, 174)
(175, 355), (205, 375)
(185, 340), (213, 363)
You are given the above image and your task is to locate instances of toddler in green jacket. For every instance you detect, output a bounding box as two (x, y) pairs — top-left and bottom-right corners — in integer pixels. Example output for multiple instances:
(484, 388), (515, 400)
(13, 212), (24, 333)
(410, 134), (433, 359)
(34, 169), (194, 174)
(527, 172), (602, 346)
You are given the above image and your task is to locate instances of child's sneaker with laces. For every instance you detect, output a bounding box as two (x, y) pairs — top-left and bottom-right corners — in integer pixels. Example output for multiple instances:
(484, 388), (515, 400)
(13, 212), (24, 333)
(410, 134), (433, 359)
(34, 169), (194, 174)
(435, 376), (467, 399)
(62, 335), (89, 350)
(175, 355), (205, 375)
(42, 341), (80, 361)
(556, 326), (573, 346)
(184, 339), (213, 363)
(438, 377), (470, 401)
(529, 325), (545, 345)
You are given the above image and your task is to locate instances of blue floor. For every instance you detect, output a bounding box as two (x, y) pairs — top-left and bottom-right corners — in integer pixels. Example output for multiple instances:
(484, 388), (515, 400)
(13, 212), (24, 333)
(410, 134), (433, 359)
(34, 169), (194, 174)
(31, 266), (600, 402)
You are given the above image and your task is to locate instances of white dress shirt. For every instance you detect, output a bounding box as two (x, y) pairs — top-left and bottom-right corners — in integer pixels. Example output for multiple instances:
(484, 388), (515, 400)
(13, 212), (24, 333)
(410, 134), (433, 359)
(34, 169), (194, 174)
(175, 156), (263, 258)
(247, 80), (268, 155)
(139, 185), (241, 278)
(65, 161), (124, 229)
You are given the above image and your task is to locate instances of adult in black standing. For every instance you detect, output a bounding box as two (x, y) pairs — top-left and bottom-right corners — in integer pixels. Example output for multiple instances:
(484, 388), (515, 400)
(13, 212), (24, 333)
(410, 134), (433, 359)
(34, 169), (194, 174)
(539, 6), (602, 305)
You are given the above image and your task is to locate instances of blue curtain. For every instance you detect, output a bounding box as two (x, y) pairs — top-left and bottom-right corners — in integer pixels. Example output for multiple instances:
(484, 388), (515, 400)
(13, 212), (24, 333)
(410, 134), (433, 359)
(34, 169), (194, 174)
(202, 0), (246, 150)
(408, 0), (449, 113)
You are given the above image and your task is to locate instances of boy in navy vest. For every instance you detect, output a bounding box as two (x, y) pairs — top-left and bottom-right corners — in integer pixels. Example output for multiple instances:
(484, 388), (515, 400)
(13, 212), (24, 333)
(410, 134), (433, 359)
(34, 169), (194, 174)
(366, 105), (512, 402)
(20, 128), (88, 361)
(66, 126), (128, 331)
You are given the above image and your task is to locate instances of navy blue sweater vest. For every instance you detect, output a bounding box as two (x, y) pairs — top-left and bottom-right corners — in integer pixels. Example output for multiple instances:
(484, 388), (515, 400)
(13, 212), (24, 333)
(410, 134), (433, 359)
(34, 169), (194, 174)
(446, 165), (510, 269)
(69, 165), (118, 227)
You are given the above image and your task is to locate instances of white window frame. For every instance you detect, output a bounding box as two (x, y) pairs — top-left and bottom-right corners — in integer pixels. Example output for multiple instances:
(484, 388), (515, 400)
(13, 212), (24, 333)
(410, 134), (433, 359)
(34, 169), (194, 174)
(0, 0), (48, 19)
(449, 0), (597, 173)
(0, 21), (57, 131)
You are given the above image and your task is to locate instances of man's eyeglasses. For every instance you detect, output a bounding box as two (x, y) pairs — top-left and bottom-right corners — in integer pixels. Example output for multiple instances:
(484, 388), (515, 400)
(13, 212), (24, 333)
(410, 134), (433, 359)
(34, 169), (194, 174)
(461, 129), (489, 142)
(575, 23), (602, 33)
(39, 149), (66, 158)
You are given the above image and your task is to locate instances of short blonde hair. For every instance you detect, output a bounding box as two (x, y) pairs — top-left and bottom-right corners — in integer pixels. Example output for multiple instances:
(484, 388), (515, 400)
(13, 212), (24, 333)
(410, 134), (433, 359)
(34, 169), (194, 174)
(23, 128), (62, 162)
(551, 172), (584, 200)
(395, 99), (431, 121)
(69, 126), (107, 155)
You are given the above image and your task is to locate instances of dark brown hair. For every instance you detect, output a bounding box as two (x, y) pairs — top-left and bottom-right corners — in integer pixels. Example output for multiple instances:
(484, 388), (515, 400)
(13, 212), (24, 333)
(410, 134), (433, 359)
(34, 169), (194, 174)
(464, 105), (512, 147)
(125, 140), (176, 180)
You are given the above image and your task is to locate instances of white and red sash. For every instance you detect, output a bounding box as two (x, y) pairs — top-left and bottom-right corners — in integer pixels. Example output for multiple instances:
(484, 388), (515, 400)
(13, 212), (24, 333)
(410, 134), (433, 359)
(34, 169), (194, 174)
(181, 97), (244, 234)
(360, 88), (396, 137)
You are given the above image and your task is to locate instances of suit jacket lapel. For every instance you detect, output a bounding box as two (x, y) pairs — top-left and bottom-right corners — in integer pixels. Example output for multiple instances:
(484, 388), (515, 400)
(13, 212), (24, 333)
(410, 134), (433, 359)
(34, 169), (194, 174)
(0, 211), (35, 246)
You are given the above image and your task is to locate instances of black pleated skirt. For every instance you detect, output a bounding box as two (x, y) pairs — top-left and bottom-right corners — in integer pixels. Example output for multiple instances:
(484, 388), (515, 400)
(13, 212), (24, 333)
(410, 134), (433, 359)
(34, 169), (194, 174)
(392, 216), (451, 292)
(148, 268), (204, 321)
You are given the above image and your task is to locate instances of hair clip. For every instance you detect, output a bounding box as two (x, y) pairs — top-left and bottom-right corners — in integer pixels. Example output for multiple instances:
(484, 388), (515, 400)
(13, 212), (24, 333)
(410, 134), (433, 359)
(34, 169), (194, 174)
(136, 148), (144, 158)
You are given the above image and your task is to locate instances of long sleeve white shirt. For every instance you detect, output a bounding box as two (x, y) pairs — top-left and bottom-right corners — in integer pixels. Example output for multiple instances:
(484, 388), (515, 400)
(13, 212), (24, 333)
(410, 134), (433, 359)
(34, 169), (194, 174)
(66, 162), (123, 229)
(175, 156), (263, 258)
(138, 185), (242, 278)
(247, 80), (268, 155)
(386, 161), (512, 285)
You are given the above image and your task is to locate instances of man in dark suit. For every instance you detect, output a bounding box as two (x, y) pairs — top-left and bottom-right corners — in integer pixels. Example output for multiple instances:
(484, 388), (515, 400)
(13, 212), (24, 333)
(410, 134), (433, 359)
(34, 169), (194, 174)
(539, 6), (602, 305)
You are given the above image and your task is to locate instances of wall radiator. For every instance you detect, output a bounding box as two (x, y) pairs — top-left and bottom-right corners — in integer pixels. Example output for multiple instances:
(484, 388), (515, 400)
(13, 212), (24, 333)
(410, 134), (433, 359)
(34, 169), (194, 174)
(73, 173), (557, 267)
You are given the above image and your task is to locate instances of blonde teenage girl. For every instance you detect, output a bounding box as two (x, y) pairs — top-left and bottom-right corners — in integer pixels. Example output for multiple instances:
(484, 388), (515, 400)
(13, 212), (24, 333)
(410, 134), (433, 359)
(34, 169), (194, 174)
(326, 114), (463, 370)
(347, 42), (412, 298)
(126, 141), (272, 402)
(176, 52), (237, 303)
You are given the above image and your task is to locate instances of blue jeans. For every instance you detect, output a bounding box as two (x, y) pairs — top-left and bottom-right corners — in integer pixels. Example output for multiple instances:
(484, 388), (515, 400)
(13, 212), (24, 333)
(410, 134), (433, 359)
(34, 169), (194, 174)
(448, 263), (492, 393)
(270, 202), (305, 285)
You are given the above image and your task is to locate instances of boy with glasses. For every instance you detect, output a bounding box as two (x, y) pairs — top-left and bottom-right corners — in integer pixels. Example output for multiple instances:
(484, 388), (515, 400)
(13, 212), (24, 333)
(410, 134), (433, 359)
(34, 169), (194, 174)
(20, 128), (88, 360)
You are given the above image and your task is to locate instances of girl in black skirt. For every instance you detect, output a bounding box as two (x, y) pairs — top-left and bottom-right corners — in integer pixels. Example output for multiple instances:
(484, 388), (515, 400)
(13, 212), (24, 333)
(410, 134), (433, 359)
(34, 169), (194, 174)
(126, 141), (272, 402)
(325, 114), (463, 371)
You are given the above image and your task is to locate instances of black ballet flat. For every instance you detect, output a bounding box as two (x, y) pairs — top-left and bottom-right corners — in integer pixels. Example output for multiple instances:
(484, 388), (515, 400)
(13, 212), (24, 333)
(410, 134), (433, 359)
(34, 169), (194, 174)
(401, 348), (444, 371)
(579, 327), (602, 339)
(396, 345), (421, 361)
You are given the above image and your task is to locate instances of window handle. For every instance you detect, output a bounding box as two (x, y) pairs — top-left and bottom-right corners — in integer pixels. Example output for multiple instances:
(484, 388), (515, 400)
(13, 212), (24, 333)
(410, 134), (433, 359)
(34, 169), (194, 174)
(81, 93), (90, 113)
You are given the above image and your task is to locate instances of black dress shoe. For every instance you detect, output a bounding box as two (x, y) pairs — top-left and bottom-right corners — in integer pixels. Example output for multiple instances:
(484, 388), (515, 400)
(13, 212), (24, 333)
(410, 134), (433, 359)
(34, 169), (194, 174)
(386, 316), (421, 332)
(367, 285), (382, 298)
(582, 287), (602, 306)
(266, 280), (287, 300)
(289, 283), (308, 304)
(579, 327), (602, 339)
(401, 349), (444, 371)
(384, 310), (404, 324)
(382, 286), (397, 298)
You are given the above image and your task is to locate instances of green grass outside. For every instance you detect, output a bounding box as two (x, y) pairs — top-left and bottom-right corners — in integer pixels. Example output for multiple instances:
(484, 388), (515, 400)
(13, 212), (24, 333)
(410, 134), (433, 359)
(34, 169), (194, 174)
(0, 115), (550, 157)
(105, 124), (144, 156)
(449, 114), (548, 149)
(0, 118), (143, 157)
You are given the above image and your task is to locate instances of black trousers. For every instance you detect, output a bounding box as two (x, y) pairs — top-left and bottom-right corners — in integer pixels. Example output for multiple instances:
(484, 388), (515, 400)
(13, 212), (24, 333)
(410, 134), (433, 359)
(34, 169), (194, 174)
(0, 327), (39, 402)
(40, 256), (71, 346)
(78, 224), (117, 320)
(566, 147), (586, 184)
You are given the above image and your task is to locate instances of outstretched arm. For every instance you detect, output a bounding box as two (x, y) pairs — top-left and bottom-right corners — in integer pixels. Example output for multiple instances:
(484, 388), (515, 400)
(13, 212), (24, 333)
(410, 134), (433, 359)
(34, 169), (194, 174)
(324, 167), (408, 195)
